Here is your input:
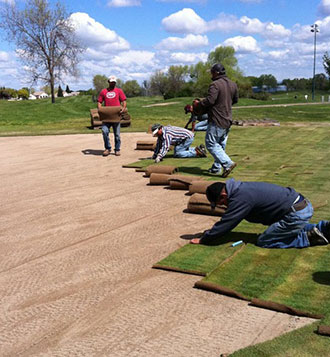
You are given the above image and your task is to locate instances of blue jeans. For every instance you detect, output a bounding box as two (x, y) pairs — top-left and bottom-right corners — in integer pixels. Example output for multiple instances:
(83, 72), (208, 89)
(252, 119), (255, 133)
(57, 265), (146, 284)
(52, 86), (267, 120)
(174, 137), (197, 158)
(195, 120), (208, 131)
(205, 123), (232, 171)
(257, 201), (315, 248)
(102, 123), (121, 152)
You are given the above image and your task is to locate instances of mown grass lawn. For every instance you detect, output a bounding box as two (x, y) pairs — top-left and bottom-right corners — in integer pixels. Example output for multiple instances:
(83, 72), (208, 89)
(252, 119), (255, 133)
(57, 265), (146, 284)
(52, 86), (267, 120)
(0, 92), (329, 136)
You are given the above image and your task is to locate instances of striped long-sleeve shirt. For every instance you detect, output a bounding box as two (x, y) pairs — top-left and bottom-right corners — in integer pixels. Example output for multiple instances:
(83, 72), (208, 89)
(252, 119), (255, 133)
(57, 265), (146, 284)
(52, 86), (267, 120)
(153, 126), (194, 160)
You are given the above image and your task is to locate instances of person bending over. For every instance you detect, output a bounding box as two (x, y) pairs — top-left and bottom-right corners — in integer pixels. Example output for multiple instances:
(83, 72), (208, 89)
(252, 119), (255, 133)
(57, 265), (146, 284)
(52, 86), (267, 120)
(190, 180), (329, 248)
(151, 123), (207, 163)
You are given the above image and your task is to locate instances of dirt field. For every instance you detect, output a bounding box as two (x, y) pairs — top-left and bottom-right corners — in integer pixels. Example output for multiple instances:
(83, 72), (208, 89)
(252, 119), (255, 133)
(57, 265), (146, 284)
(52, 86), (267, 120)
(0, 133), (314, 356)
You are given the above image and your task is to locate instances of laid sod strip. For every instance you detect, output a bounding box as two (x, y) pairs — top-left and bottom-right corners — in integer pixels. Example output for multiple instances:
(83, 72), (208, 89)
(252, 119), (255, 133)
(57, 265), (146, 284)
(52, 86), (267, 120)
(229, 322), (330, 357)
(197, 244), (330, 320)
(153, 241), (245, 276)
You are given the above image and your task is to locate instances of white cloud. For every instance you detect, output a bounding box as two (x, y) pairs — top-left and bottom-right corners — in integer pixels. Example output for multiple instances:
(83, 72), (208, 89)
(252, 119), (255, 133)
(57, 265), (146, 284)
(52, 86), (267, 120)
(0, 51), (10, 61)
(162, 8), (208, 34)
(168, 51), (208, 63)
(0, 0), (15, 4)
(69, 12), (130, 52)
(156, 34), (208, 50)
(111, 50), (157, 68)
(318, 0), (330, 16)
(107, 0), (141, 7)
(208, 13), (291, 39)
(223, 36), (260, 53)
(158, 0), (206, 3)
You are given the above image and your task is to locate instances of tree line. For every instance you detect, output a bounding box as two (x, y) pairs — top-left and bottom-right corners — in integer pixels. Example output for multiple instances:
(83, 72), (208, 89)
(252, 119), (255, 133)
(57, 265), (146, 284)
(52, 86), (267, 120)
(91, 46), (330, 100)
(1, 1), (329, 103)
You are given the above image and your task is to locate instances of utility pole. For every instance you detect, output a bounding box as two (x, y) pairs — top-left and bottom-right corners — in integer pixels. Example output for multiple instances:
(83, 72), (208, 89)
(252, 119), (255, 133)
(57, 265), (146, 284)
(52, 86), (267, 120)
(311, 24), (319, 101)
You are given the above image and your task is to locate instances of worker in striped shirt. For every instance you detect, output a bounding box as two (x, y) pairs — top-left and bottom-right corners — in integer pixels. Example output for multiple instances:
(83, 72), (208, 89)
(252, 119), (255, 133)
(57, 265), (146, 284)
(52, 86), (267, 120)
(151, 124), (207, 163)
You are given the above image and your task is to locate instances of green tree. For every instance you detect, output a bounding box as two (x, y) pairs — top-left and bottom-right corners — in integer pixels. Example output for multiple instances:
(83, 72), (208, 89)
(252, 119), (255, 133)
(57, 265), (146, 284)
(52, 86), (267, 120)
(207, 46), (242, 80)
(65, 84), (71, 93)
(0, 0), (84, 103)
(149, 70), (169, 96)
(323, 52), (330, 80)
(189, 61), (211, 97)
(41, 85), (51, 95)
(256, 74), (277, 90)
(122, 80), (142, 97)
(166, 65), (189, 96)
(314, 73), (328, 90)
(57, 85), (64, 97)
(93, 75), (108, 96)
(17, 88), (29, 99)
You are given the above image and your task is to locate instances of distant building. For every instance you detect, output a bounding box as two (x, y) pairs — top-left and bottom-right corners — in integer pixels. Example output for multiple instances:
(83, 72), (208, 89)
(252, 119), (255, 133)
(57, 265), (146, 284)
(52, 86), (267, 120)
(28, 94), (37, 100)
(33, 91), (49, 99)
(63, 91), (80, 97)
(252, 85), (287, 93)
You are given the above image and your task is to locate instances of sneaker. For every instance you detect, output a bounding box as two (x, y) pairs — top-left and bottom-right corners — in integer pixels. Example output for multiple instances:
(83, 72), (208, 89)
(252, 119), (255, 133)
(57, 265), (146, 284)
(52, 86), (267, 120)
(208, 167), (222, 175)
(323, 221), (330, 240)
(195, 145), (207, 157)
(221, 162), (237, 178)
(115, 151), (121, 156)
(307, 227), (329, 246)
(102, 149), (111, 157)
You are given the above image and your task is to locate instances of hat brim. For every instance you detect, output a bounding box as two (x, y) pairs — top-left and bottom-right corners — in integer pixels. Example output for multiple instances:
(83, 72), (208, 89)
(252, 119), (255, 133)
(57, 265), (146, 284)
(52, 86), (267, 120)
(152, 128), (159, 136)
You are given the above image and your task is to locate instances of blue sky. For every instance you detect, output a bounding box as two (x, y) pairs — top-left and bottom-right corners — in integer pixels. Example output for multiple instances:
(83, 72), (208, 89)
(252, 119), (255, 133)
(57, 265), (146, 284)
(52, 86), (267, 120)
(0, 0), (329, 90)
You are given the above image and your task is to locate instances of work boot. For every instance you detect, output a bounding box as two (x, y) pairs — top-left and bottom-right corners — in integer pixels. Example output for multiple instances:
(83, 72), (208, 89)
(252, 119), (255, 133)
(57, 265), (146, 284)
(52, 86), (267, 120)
(221, 162), (237, 178)
(115, 151), (121, 156)
(195, 145), (207, 157)
(307, 227), (329, 246)
(102, 149), (111, 157)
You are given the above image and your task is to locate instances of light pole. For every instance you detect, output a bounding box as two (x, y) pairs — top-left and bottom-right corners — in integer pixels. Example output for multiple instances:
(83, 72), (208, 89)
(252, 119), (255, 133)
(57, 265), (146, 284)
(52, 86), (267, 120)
(311, 24), (319, 101)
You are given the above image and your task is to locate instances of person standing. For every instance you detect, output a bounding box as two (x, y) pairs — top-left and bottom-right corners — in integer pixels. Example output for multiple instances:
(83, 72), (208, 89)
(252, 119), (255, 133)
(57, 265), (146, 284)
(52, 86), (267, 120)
(195, 63), (238, 177)
(98, 75), (127, 157)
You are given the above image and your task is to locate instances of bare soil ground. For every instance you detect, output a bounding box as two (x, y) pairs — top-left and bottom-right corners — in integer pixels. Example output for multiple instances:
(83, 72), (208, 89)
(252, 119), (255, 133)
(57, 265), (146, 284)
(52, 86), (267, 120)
(0, 133), (315, 357)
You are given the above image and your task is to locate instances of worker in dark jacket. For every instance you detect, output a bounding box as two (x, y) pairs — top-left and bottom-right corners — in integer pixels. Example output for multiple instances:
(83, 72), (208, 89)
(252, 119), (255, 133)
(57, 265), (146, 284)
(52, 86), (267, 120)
(190, 180), (330, 248)
(194, 63), (238, 177)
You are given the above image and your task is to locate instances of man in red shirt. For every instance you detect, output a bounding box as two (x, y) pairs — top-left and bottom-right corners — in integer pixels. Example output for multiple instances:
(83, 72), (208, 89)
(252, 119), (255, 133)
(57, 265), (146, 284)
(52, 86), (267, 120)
(98, 75), (127, 156)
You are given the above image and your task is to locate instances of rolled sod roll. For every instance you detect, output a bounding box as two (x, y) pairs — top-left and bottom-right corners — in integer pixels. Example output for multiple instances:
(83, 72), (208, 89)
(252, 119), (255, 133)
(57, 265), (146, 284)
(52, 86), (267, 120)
(169, 176), (204, 190)
(187, 193), (226, 216)
(136, 141), (157, 150)
(189, 181), (218, 195)
(318, 325), (330, 336)
(98, 106), (122, 123)
(149, 173), (171, 185)
(145, 165), (178, 177)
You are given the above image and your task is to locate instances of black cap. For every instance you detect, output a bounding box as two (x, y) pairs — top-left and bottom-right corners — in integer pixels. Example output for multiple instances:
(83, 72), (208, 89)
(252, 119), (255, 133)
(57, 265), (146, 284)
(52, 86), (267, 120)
(210, 63), (226, 75)
(206, 182), (226, 209)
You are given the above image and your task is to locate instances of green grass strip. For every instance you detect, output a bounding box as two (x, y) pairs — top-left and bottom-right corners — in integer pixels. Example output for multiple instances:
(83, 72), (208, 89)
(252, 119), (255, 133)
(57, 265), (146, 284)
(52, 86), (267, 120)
(153, 232), (257, 275)
(201, 244), (330, 319)
(230, 322), (330, 357)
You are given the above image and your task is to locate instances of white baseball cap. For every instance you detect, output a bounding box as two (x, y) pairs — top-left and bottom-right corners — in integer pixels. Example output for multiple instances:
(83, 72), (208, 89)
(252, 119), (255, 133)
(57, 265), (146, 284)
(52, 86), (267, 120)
(108, 75), (117, 83)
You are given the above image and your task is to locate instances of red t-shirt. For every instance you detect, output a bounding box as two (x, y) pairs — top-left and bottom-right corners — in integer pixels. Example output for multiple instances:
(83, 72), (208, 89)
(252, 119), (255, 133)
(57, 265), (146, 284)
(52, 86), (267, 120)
(98, 88), (126, 106)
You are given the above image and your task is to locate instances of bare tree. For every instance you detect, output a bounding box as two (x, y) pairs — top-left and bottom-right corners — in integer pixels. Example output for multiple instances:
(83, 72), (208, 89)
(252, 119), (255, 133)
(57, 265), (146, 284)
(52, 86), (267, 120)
(0, 0), (84, 103)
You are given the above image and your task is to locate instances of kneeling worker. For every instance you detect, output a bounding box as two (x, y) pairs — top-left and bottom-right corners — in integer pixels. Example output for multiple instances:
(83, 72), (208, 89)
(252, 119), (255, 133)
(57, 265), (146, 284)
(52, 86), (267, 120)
(190, 179), (329, 248)
(151, 124), (207, 163)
